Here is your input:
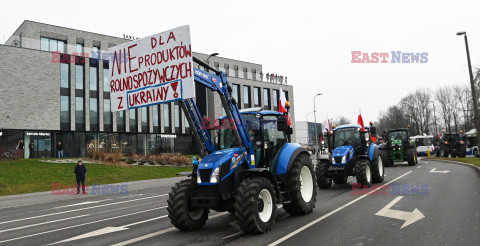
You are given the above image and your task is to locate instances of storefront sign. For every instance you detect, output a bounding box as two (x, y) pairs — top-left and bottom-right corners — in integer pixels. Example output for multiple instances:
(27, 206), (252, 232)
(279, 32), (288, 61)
(26, 132), (51, 136)
(160, 134), (177, 139)
(108, 25), (194, 112)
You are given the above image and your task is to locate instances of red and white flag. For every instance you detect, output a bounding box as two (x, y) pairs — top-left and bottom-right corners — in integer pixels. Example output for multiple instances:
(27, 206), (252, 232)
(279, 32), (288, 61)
(357, 109), (365, 132)
(279, 88), (292, 125)
(323, 118), (331, 133)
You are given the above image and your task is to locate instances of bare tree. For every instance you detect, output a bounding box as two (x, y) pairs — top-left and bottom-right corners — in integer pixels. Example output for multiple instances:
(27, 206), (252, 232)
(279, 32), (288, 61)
(435, 86), (454, 133)
(333, 116), (352, 126)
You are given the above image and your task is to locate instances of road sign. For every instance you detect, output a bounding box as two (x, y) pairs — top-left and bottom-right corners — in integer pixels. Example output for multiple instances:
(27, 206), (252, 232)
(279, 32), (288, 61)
(108, 25), (194, 112)
(375, 196), (425, 228)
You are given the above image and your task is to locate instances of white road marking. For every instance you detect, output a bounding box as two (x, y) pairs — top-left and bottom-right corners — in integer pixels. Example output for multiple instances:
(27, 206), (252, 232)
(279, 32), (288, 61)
(49, 216), (168, 245)
(429, 168), (450, 173)
(375, 196), (425, 228)
(0, 214), (90, 233)
(0, 194), (167, 226)
(417, 166), (422, 168)
(53, 199), (111, 209)
(425, 162), (429, 164)
(222, 232), (243, 239)
(268, 171), (413, 246)
(111, 212), (229, 246)
(0, 206), (165, 244)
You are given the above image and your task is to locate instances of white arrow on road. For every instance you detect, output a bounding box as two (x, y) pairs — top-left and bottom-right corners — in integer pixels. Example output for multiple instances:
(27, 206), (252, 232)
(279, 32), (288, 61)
(375, 196), (425, 228)
(429, 168), (450, 173)
(49, 215), (167, 245)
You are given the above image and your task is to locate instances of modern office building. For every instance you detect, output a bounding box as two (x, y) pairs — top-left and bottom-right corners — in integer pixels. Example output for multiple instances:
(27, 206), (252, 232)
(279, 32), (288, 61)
(0, 20), (295, 158)
(295, 121), (323, 145)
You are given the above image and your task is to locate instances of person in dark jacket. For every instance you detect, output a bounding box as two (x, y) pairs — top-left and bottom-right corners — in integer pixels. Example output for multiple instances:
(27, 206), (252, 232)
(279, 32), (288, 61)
(74, 160), (87, 194)
(28, 141), (34, 159)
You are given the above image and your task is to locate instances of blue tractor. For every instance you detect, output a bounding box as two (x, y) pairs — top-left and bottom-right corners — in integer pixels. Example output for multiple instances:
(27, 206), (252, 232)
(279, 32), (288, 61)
(167, 57), (316, 234)
(315, 123), (384, 189)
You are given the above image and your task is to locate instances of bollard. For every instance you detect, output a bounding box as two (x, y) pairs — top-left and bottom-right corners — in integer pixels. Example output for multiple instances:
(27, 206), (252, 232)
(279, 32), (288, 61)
(427, 149), (431, 157)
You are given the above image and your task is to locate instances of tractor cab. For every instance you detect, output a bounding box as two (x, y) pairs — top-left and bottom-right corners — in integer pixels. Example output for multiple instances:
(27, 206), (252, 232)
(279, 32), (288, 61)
(330, 124), (373, 165)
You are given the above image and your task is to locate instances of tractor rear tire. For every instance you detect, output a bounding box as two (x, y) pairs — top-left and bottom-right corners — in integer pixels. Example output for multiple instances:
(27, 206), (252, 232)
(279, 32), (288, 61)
(355, 159), (372, 187)
(380, 150), (393, 167)
(371, 150), (385, 183)
(407, 148), (417, 166)
(234, 177), (277, 234)
(315, 160), (332, 189)
(283, 154), (316, 215)
(333, 175), (348, 184)
(167, 180), (209, 231)
(458, 147), (467, 158)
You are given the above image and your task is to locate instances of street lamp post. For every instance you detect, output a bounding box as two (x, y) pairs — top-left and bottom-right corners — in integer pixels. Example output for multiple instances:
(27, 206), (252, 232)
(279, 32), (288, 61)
(307, 110), (316, 144)
(313, 93), (323, 158)
(457, 31), (480, 156)
(431, 101), (438, 136)
(206, 53), (219, 63)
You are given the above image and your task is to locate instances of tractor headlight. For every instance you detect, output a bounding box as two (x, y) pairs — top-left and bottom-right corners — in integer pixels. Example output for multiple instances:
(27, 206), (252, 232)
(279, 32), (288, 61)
(197, 170), (202, 184)
(210, 167), (220, 183)
(341, 155), (346, 163)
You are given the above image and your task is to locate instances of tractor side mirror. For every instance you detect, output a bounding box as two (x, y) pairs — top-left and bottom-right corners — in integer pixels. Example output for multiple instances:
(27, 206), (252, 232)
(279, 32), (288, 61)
(277, 117), (289, 131)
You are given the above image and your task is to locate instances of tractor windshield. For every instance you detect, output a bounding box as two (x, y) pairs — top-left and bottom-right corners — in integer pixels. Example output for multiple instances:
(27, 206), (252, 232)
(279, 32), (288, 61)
(415, 138), (432, 146)
(388, 131), (407, 141)
(218, 114), (259, 149)
(442, 134), (460, 142)
(333, 127), (361, 148)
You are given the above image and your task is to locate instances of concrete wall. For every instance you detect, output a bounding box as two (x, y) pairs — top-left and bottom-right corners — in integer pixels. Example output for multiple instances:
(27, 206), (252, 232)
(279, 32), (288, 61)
(0, 45), (60, 130)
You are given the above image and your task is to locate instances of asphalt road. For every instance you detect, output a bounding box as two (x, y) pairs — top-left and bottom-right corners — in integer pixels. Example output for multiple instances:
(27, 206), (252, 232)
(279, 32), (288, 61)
(0, 158), (479, 246)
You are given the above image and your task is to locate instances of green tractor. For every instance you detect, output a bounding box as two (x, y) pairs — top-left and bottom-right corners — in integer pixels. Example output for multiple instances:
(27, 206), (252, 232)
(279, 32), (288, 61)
(379, 128), (417, 166)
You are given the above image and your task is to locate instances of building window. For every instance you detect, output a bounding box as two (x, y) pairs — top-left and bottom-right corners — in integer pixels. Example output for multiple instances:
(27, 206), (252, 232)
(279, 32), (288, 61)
(75, 97), (84, 123)
(243, 67), (248, 79)
(129, 109), (137, 132)
(103, 66), (110, 93)
(90, 67), (98, 91)
(284, 91), (289, 101)
(243, 85), (251, 108)
(234, 65), (239, 77)
(232, 84), (241, 107)
(90, 98), (98, 125)
(273, 89), (279, 111)
(141, 107), (148, 132)
(117, 111), (125, 131)
(76, 44), (84, 54)
(175, 103), (181, 133)
(60, 63), (69, 88)
(40, 37), (65, 52)
(164, 104), (171, 129)
(214, 62), (219, 70)
(153, 105), (159, 128)
(60, 96), (69, 124)
(92, 46), (100, 59)
(263, 88), (271, 110)
(253, 87), (261, 107)
(252, 69), (257, 81)
(104, 99), (111, 125)
(75, 65), (84, 90)
(224, 64), (230, 76)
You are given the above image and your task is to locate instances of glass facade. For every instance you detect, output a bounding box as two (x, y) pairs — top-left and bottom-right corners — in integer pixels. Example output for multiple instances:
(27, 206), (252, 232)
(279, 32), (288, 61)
(263, 88), (271, 110)
(141, 107), (148, 132)
(40, 37), (65, 52)
(153, 105), (159, 128)
(129, 109), (136, 132)
(164, 104), (171, 128)
(76, 44), (83, 53)
(60, 96), (69, 124)
(75, 65), (84, 90)
(75, 97), (84, 123)
(232, 84), (240, 106)
(104, 99), (111, 125)
(117, 111), (125, 130)
(89, 67), (97, 91)
(243, 85), (251, 108)
(273, 89), (279, 111)
(90, 98), (98, 124)
(103, 68), (110, 92)
(60, 63), (69, 88)
(254, 87), (261, 107)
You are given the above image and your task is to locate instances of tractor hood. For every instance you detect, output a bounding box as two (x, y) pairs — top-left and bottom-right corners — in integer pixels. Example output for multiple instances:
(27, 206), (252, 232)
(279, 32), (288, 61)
(199, 148), (243, 169)
(333, 145), (354, 157)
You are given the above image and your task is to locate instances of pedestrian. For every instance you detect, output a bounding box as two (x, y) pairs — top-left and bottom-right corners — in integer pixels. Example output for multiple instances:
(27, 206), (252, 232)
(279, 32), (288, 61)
(192, 156), (199, 166)
(74, 160), (87, 194)
(16, 139), (24, 158)
(57, 141), (64, 158)
(28, 141), (34, 159)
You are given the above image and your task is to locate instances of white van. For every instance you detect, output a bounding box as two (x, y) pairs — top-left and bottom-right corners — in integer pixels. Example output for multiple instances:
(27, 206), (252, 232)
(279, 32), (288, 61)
(411, 135), (434, 156)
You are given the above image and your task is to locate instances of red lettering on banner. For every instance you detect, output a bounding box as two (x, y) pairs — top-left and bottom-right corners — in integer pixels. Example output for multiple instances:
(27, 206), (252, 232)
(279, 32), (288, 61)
(167, 32), (176, 43)
(128, 44), (138, 73)
(118, 97), (123, 109)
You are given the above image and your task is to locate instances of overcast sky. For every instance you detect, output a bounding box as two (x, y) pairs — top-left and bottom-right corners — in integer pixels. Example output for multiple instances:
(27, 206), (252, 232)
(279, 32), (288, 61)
(1, 0), (479, 124)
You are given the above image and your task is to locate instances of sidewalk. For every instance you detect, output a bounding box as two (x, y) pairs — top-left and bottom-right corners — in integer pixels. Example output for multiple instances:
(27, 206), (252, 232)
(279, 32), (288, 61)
(0, 176), (185, 209)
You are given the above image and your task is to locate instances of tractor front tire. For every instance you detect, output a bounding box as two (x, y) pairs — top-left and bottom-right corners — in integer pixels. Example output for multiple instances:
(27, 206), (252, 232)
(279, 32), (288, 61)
(407, 148), (417, 166)
(234, 177), (277, 234)
(167, 180), (209, 231)
(283, 154), (316, 215)
(315, 160), (332, 189)
(355, 159), (372, 187)
(333, 175), (348, 184)
(372, 151), (385, 183)
(380, 150), (393, 167)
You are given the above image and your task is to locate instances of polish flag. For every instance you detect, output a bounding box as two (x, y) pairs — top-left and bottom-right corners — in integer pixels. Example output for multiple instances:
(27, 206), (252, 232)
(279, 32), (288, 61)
(357, 109), (365, 132)
(279, 88), (292, 125)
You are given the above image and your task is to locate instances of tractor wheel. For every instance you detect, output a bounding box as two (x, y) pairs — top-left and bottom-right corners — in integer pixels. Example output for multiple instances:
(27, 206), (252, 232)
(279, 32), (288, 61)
(333, 175), (348, 184)
(234, 177), (277, 234)
(407, 148), (417, 166)
(435, 148), (441, 157)
(441, 147), (449, 157)
(474, 149), (479, 157)
(355, 159), (372, 187)
(283, 154), (316, 215)
(380, 150), (393, 167)
(167, 180), (209, 231)
(372, 150), (385, 183)
(458, 147), (466, 158)
(315, 160), (332, 189)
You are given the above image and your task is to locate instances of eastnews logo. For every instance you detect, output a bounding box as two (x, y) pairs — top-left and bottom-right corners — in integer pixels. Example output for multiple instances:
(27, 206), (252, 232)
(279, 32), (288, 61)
(351, 51), (428, 63)
(51, 183), (129, 195)
(352, 183), (428, 195)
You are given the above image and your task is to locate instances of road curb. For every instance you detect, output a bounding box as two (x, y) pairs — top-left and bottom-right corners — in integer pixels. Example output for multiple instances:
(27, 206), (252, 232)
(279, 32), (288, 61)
(424, 158), (480, 173)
